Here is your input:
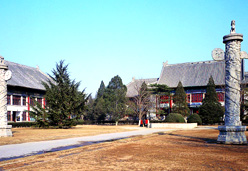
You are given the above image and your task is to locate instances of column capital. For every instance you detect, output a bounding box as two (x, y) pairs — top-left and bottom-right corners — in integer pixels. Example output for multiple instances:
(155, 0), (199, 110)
(223, 33), (243, 43)
(0, 56), (8, 70)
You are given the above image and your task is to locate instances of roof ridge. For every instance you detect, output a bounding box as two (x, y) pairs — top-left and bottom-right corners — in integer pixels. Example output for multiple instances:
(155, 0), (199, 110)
(6, 60), (51, 79)
(38, 69), (52, 80)
(6, 60), (39, 70)
(165, 60), (221, 67)
(135, 78), (158, 80)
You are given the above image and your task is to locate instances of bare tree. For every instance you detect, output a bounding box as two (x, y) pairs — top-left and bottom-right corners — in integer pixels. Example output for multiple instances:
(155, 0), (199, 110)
(128, 82), (151, 126)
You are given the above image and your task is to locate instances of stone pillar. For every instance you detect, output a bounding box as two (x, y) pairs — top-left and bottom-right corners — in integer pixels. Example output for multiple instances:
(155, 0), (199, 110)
(0, 56), (12, 137)
(217, 21), (247, 144)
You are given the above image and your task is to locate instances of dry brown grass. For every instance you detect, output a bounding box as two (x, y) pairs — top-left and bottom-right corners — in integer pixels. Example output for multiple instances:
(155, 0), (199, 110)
(1, 128), (247, 171)
(0, 125), (135, 145)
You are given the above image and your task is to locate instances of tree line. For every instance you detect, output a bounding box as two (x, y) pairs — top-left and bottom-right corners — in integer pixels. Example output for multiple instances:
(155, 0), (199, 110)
(30, 60), (248, 128)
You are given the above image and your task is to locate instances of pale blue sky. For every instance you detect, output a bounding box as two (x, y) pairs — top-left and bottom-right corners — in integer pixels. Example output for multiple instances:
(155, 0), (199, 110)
(1, 0), (248, 97)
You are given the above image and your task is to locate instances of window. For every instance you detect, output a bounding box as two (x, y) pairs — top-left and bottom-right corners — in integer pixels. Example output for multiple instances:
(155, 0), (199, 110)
(160, 95), (169, 104)
(191, 93), (203, 102)
(22, 112), (26, 121)
(37, 98), (42, 106)
(30, 98), (35, 106)
(13, 96), (21, 105)
(7, 95), (11, 105)
(217, 92), (225, 102)
(187, 94), (191, 103)
(23, 96), (26, 106)
(7, 111), (11, 121)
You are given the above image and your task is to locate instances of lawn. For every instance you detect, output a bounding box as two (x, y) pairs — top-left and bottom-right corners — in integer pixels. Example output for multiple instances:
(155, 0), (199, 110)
(0, 128), (247, 171)
(0, 125), (135, 145)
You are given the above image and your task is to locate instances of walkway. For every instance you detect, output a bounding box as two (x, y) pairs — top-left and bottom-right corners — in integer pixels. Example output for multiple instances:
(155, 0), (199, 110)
(0, 128), (174, 160)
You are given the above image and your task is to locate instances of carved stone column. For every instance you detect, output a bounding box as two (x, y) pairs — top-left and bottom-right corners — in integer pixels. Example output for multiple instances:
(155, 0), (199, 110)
(0, 56), (12, 137)
(216, 21), (247, 144)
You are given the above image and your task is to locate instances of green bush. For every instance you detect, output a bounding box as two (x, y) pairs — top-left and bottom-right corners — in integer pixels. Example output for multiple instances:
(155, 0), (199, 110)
(165, 113), (185, 123)
(187, 113), (202, 125)
(8, 122), (35, 128)
(150, 120), (166, 123)
(76, 119), (85, 125)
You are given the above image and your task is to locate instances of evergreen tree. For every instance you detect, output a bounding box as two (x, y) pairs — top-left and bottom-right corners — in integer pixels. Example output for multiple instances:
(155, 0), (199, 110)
(32, 60), (88, 127)
(93, 97), (107, 121)
(90, 81), (107, 121)
(172, 81), (190, 117)
(104, 75), (127, 125)
(240, 87), (248, 123)
(85, 94), (95, 120)
(96, 81), (105, 99)
(149, 83), (172, 114)
(149, 84), (172, 96)
(199, 76), (224, 124)
(29, 99), (49, 128)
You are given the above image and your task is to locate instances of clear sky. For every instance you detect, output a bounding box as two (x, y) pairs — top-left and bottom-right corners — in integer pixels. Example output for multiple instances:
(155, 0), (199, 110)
(1, 0), (248, 97)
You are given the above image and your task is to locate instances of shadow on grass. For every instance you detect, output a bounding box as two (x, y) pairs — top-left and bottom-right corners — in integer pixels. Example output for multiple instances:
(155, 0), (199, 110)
(163, 133), (217, 144)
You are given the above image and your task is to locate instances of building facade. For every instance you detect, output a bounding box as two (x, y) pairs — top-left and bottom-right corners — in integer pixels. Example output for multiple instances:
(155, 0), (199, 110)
(126, 60), (246, 117)
(6, 61), (50, 122)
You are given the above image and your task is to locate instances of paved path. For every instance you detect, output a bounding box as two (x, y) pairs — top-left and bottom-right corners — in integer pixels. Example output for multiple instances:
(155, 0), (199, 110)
(0, 128), (173, 160)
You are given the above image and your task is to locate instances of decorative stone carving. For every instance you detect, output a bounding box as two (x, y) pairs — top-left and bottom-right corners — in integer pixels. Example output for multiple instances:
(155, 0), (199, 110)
(241, 51), (248, 59)
(224, 40), (242, 126)
(212, 21), (247, 144)
(0, 56), (12, 137)
(212, 48), (224, 61)
(230, 20), (235, 34)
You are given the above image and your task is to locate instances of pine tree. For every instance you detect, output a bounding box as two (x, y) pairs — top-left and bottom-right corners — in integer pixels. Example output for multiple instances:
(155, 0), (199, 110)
(172, 81), (190, 117)
(90, 81), (107, 121)
(199, 76), (224, 124)
(104, 75), (127, 125)
(96, 81), (105, 99)
(29, 99), (49, 128)
(32, 60), (89, 127)
(149, 83), (172, 114)
(93, 97), (107, 121)
(240, 87), (248, 122)
(85, 94), (95, 120)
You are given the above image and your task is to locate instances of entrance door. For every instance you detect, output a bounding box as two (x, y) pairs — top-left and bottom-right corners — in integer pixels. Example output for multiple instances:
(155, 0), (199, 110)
(13, 111), (16, 122)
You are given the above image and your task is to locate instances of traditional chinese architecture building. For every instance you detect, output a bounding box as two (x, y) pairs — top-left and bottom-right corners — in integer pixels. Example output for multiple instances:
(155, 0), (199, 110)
(6, 61), (50, 122)
(126, 60), (246, 116)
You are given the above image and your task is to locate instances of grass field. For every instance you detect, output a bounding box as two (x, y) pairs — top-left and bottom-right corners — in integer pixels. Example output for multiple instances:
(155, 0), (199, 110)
(0, 127), (247, 170)
(0, 125), (135, 146)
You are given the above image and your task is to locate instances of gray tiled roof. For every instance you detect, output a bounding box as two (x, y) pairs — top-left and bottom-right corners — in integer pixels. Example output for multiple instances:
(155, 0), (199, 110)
(157, 60), (225, 87)
(6, 61), (51, 91)
(126, 78), (158, 97)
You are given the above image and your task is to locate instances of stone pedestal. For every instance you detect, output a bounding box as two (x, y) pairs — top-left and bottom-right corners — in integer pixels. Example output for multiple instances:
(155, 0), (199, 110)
(0, 125), (12, 137)
(217, 126), (247, 144)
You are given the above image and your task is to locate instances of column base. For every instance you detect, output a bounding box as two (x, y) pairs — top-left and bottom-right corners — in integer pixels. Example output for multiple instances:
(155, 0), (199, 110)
(217, 125), (247, 145)
(0, 125), (13, 137)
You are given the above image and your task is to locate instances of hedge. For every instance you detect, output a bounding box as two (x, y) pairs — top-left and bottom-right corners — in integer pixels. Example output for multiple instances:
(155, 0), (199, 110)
(8, 122), (35, 128)
(187, 113), (202, 125)
(165, 113), (185, 123)
(76, 120), (139, 125)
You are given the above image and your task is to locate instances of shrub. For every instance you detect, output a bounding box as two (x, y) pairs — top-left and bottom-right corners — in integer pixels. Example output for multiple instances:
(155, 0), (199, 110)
(187, 113), (202, 125)
(8, 122), (35, 128)
(165, 113), (185, 123)
(150, 120), (167, 123)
